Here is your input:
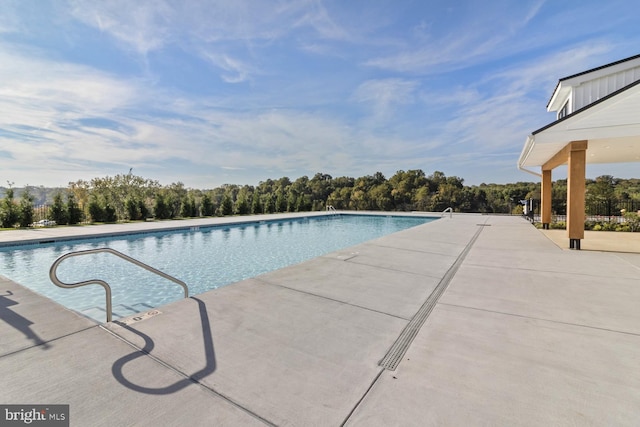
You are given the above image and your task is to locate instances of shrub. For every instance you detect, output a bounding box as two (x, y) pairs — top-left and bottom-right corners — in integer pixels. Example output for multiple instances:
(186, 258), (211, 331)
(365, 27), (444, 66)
(624, 212), (640, 232)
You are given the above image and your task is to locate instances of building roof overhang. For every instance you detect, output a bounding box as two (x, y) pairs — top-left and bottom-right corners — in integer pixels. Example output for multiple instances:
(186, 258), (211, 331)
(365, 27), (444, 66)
(519, 79), (640, 171)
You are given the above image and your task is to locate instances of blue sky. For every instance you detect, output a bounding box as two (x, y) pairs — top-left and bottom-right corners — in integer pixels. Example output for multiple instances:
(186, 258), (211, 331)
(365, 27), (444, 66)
(1, 0), (639, 188)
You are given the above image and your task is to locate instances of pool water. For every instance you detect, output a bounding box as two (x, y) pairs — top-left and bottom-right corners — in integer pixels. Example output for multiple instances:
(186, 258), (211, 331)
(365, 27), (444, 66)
(0, 214), (435, 322)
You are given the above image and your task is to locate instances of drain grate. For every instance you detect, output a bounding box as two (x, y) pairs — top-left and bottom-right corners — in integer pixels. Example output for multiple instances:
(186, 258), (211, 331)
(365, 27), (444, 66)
(378, 224), (485, 370)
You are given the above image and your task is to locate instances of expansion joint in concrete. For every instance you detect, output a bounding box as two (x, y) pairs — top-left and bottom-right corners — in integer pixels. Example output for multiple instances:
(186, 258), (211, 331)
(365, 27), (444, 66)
(378, 222), (486, 371)
(98, 325), (277, 426)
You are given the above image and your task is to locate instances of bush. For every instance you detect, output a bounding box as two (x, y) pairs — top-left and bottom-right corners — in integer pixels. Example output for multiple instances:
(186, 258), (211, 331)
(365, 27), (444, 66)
(624, 212), (640, 232)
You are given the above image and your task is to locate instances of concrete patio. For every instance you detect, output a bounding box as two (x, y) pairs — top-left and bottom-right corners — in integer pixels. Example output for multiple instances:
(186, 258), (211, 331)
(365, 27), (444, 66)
(1, 213), (640, 426)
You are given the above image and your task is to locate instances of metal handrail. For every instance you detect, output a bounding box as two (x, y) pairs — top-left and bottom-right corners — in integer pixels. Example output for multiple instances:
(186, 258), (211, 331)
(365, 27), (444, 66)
(441, 207), (453, 218)
(326, 205), (337, 213)
(49, 248), (189, 323)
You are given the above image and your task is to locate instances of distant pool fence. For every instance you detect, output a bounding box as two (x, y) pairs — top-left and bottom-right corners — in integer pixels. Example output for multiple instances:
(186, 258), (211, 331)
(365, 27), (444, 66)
(521, 198), (640, 224)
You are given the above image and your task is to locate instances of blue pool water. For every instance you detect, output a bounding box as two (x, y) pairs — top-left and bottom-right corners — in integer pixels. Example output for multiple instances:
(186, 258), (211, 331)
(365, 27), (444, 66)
(0, 214), (435, 321)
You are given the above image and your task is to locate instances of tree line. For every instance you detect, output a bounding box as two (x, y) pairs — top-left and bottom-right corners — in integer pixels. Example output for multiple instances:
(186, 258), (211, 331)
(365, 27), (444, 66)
(1, 171), (639, 228)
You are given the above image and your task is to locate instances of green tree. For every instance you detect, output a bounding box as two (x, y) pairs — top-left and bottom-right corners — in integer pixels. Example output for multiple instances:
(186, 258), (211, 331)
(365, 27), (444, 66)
(389, 169), (426, 210)
(180, 194), (197, 217)
(19, 188), (34, 227)
(50, 192), (69, 225)
(87, 197), (105, 222)
(201, 193), (214, 216)
(125, 198), (141, 220)
(220, 194), (234, 216)
(1, 188), (20, 228)
(262, 192), (275, 214)
(67, 193), (83, 224)
(251, 192), (263, 214)
(165, 182), (187, 218)
(104, 203), (117, 222)
(369, 183), (393, 211)
(154, 193), (171, 220)
(138, 200), (150, 220)
(309, 173), (333, 210)
(275, 188), (287, 213)
(68, 179), (90, 217)
(587, 175), (617, 216)
(235, 186), (252, 215)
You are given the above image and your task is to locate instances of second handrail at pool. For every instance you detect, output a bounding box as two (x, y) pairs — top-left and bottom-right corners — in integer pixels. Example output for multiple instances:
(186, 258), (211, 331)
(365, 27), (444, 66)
(49, 248), (189, 323)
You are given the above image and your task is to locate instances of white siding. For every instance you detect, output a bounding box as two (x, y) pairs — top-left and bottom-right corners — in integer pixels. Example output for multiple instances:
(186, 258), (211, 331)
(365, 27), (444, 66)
(572, 66), (640, 111)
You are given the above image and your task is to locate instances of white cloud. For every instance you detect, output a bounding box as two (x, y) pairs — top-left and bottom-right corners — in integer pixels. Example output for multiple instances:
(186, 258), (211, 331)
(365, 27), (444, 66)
(352, 79), (419, 119)
(199, 51), (253, 83)
(0, 40), (431, 186)
(3, 0), (640, 188)
(69, 0), (174, 55)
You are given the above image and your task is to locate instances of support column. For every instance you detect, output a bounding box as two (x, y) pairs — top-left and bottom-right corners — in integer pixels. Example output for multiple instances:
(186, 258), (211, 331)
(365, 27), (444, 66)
(541, 169), (552, 229)
(566, 140), (588, 250)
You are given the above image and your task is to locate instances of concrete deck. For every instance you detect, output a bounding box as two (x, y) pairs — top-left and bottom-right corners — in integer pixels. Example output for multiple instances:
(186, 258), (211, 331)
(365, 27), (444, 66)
(541, 228), (640, 253)
(2, 213), (640, 426)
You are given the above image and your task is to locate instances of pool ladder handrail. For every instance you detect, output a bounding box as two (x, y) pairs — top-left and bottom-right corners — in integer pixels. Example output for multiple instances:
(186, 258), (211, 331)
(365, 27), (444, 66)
(326, 205), (337, 214)
(49, 248), (189, 323)
(441, 207), (453, 218)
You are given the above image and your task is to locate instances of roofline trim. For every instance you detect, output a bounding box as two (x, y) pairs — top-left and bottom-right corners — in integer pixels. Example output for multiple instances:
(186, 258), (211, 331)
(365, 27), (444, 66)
(558, 53), (640, 82)
(533, 78), (640, 136)
(545, 53), (640, 109)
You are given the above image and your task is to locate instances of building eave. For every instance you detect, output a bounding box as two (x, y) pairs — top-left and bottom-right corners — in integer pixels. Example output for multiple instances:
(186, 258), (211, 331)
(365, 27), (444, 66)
(519, 79), (640, 170)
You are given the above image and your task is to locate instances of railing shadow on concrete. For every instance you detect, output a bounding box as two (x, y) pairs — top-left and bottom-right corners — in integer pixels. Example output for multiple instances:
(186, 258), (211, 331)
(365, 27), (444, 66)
(0, 290), (51, 351)
(110, 297), (215, 394)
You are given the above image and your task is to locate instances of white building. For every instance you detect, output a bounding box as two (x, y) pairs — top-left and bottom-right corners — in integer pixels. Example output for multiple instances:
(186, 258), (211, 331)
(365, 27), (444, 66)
(518, 54), (640, 249)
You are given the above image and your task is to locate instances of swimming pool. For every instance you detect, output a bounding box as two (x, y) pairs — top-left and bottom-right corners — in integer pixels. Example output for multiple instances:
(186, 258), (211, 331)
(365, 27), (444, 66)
(0, 214), (436, 322)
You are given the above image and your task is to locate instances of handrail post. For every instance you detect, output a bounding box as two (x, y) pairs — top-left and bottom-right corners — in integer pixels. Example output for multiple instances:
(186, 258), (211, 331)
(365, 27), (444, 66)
(441, 207), (453, 218)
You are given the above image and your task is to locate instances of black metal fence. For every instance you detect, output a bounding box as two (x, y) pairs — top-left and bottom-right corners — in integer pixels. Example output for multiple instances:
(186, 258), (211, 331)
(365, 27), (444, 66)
(548, 199), (639, 216)
(586, 200), (639, 216)
(33, 205), (50, 222)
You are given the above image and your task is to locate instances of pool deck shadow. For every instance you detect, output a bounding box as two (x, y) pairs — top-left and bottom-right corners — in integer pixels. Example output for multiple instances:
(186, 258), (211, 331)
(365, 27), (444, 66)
(2, 212), (640, 425)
